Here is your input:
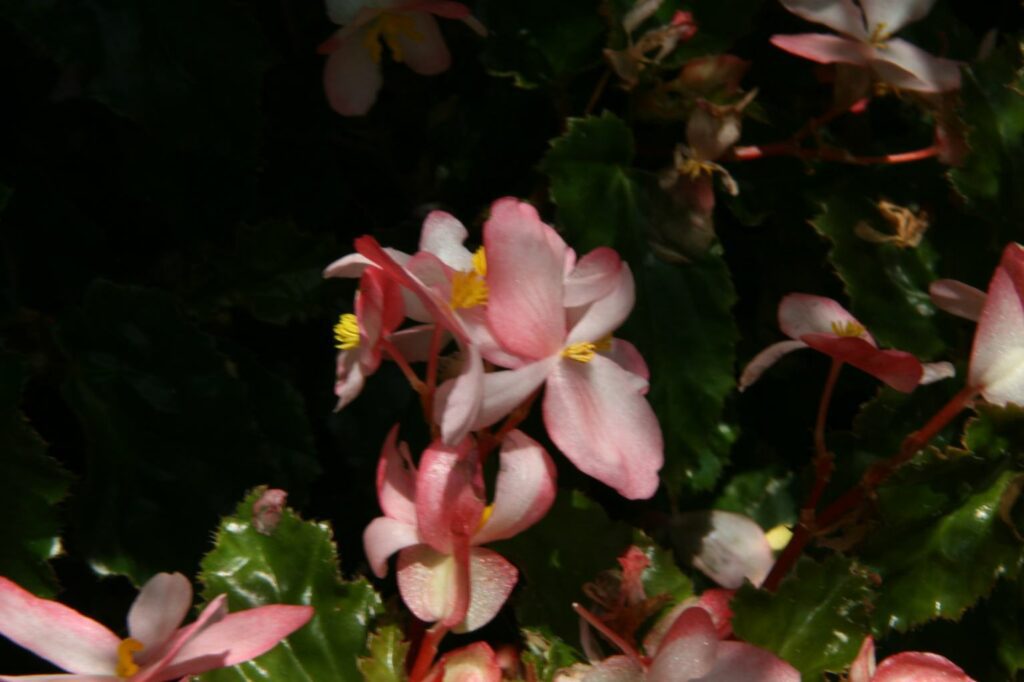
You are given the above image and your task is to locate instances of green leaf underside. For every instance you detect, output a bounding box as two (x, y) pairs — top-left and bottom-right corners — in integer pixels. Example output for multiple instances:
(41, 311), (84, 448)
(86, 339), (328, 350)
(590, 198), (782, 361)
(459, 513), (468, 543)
(357, 625), (410, 682)
(199, 489), (382, 682)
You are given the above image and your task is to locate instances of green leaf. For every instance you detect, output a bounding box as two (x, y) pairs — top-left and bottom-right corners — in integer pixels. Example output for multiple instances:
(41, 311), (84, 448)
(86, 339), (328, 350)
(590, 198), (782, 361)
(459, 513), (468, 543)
(479, 0), (606, 88)
(58, 281), (319, 584)
(521, 628), (582, 682)
(634, 531), (693, 605)
(494, 491), (633, 646)
(731, 556), (874, 679)
(357, 625), (409, 682)
(987, 580), (1024, 677)
(809, 191), (944, 358)
(0, 352), (72, 597)
(542, 114), (739, 494)
(199, 489), (382, 682)
(713, 467), (798, 530)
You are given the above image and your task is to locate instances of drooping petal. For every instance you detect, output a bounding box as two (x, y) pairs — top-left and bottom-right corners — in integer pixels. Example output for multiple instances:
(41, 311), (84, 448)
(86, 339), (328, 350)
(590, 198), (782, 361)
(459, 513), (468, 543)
(416, 438), (484, 554)
(323, 30), (383, 117)
(738, 340), (808, 391)
(648, 608), (718, 682)
(419, 211), (474, 271)
(323, 247), (411, 279)
(969, 267), (1024, 404)
(801, 335), (922, 392)
(473, 430), (557, 545)
(921, 361), (955, 385)
(606, 339), (649, 383)
(777, 0), (868, 39)
(389, 325), (441, 363)
(484, 198), (568, 360)
(778, 293), (869, 341)
(564, 248), (623, 308)
(860, 0), (937, 35)
(581, 655), (646, 682)
(440, 358), (553, 432)
(376, 425), (417, 524)
(566, 266), (636, 346)
(869, 39), (962, 93)
(930, 279), (986, 322)
(437, 343), (485, 445)
(771, 33), (872, 66)
(128, 573), (192, 658)
(404, 1), (472, 20)
(455, 548), (518, 633)
(544, 355), (663, 500)
(334, 352), (366, 410)
(155, 605), (314, 680)
(396, 12), (452, 76)
(698, 641), (800, 682)
(849, 636), (876, 682)
(872, 651), (974, 681)
(684, 511), (774, 588)
(364, 518), (421, 578)
(0, 576), (120, 675)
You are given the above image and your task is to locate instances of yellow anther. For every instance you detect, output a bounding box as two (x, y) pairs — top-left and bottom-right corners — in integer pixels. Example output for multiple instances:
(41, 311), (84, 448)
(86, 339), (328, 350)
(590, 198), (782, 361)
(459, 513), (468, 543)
(868, 22), (890, 47)
(472, 247), (487, 277)
(450, 270), (489, 310)
(830, 320), (866, 338)
(362, 13), (423, 64)
(678, 158), (718, 180)
(765, 524), (793, 552)
(562, 337), (613, 363)
(115, 638), (144, 678)
(477, 504), (494, 532)
(334, 313), (361, 350)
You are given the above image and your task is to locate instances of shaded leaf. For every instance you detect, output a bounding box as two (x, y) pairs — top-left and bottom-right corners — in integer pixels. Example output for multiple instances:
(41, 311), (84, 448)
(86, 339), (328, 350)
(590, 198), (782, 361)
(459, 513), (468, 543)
(713, 467), (797, 530)
(199, 489), (382, 682)
(521, 628), (582, 682)
(358, 625), (409, 682)
(634, 531), (693, 605)
(731, 556), (874, 679)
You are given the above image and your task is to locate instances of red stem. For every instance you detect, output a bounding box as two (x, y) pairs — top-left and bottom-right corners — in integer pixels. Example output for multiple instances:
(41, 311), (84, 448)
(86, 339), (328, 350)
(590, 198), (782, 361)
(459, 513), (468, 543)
(421, 324), (445, 427)
(805, 360), (843, 514)
(380, 338), (426, 394)
(725, 143), (941, 166)
(409, 624), (449, 682)
(573, 603), (645, 667)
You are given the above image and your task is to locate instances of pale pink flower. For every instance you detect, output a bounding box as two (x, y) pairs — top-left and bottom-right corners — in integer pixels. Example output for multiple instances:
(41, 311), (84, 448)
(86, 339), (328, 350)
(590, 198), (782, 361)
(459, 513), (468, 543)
(849, 636), (974, 682)
(929, 279), (986, 322)
(966, 243), (1024, 405)
(319, 0), (485, 116)
(0, 572), (313, 681)
(436, 198), (663, 500)
(770, 0), (961, 93)
(423, 642), (501, 682)
(680, 510), (775, 589)
(363, 426), (556, 632)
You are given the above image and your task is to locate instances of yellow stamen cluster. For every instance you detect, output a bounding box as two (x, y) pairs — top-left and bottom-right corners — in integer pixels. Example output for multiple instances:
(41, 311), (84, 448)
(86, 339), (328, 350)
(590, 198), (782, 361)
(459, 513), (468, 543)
(334, 313), (361, 350)
(477, 504), (494, 532)
(830, 320), (866, 338)
(868, 22), (890, 47)
(362, 13), (423, 64)
(678, 158), (718, 180)
(115, 638), (144, 679)
(561, 337), (613, 363)
(450, 247), (489, 310)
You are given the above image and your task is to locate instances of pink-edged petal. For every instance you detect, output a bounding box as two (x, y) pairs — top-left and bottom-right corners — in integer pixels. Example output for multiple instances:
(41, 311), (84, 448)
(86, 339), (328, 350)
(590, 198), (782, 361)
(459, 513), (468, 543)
(738, 340), (808, 391)
(397, 545), (458, 624)
(376, 424), (417, 524)
(323, 31), (382, 117)
(870, 39), (962, 93)
(686, 511), (774, 588)
(921, 361), (955, 385)
(396, 12), (451, 76)
(850, 636), (876, 682)
(128, 573), (192, 658)
(334, 352), (367, 410)
(581, 656), (646, 682)
(566, 266), (636, 346)
(437, 343), (485, 445)
(134, 595), (228, 682)
(473, 430), (557, 545)
(364, 518), (422, 578)
(871, 651), (974, 681)
(697, 641), (800, 682)
(860, 0), (936, 35)
(648, 608), (718, 682)
(485, 198), (568, 360)
(419, 211), (474, 271)
(771, 33), (872, 66)
(323, 247), (411, 279)
(999, 243), (1024, 300)
(156, 605), (313, 679)
(544, 355), (663, 500)
(606, 339), (649, 383)
(425, 642), (501, 682)
(696, 589), (735, 639)
(802, 335), (922, 392)
(778, 0), (867, 38)
(460, 307), (527, 369)
(0, 576), (119, 675)
(358, 267), (405, 347)
(455, 548), (518, 633)
(416, 438), (484, 554)
(389, 325), (442, 363)
(930, 279), (986, 322)
(970, 266), (1024, 403)
(564, 248), (623, 308)
(438, 358), (553, 432)
(778, 293), (868, 340)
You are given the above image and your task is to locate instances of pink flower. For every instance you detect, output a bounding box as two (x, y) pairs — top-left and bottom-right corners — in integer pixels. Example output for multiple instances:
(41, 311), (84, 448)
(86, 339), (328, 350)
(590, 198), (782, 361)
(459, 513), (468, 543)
(680, 510), (775, 589)
(966, 243), (1024, 405)
(739, 294), (933, 393)
(423, 642), (501, 682)
(0, 572), (313, 681)
(437, 198), (663, 500)
(770, 0), (961, 93)
(319, 1), (485, 116)
(849, 636), (974, 682)
(363, 426), (556, 632)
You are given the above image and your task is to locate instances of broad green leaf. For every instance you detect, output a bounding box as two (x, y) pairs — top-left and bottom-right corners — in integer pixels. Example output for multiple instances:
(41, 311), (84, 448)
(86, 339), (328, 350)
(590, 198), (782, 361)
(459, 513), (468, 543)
(988, 580), (1024, 677)
(494, 491), (633, 646)
(634, 531), (693, 605)
(59, 281), (319, 583)
(713, 467), (797, 530)
(199, 489), (382, 682)
(0, 353), (71, 597)
(357, 625), (409, 682)
(479, 0), (606, 88)
(809, 191), (944, 358)
(542, 114), (738, 494)
(732, 556), (874, 679)
(521, 628), (582, 682)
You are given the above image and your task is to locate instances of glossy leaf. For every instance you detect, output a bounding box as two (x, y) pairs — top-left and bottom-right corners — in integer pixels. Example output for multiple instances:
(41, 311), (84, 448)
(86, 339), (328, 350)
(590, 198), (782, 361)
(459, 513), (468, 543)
(713, 467), (797, 530)
(634, 531), (694, 605)
(199, 489), (382, 682)
(731, 556), (874, 679)
(357, 625), (409, 682)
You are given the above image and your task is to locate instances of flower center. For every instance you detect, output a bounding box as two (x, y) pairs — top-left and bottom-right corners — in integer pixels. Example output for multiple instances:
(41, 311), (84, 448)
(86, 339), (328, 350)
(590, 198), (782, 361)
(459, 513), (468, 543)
(334, 313), (361, 350)
(450, 248), (489, 310)
(678, 158), (718, 179)
(562, 337), (613, 363)
(115, 638), (144, 678)
(830, 320), (866, 338)
(362, 13), (423, 64)
(868, 22), (890, 47)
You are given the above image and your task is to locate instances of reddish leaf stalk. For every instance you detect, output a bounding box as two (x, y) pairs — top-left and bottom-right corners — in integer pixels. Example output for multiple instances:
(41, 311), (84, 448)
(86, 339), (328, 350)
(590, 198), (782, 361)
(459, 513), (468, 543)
(806, 359), (843, 514)
(478, 389), (541, 463)
(421, 324), (445, 426)
(380, 338), (426, 394)
(573, 603), (645, 668)
(409, 623), (449, 682)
